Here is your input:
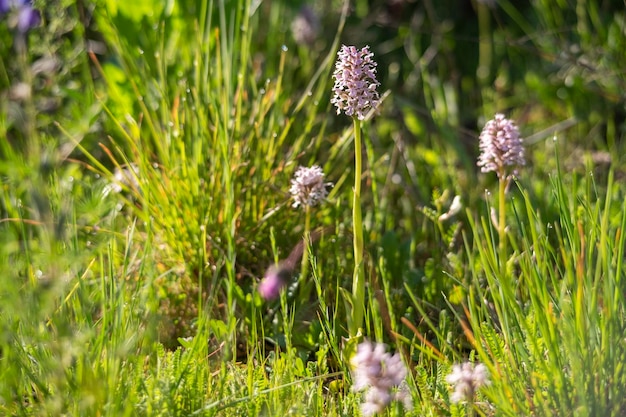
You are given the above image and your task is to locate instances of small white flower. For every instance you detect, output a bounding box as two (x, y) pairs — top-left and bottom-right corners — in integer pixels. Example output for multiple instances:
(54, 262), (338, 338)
(102, 163), (140, 198)
(446, 362), (490, 403)
(438, 195), (463, 221)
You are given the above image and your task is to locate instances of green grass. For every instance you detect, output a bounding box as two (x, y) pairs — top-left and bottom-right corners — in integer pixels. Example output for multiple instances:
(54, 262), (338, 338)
(1, 0), (626, 415)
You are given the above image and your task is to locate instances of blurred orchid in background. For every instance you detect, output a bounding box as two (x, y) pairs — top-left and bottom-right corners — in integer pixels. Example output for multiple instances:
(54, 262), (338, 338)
(0, 0), (40, 33)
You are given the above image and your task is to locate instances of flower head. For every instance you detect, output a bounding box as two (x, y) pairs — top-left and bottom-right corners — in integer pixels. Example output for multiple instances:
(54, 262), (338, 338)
(477, 113), (525, 179)
(331, 45), (380, 120)
(351, 340), (412, 416)
(446, 362), (490, 403)
(289, 165), (330, 208)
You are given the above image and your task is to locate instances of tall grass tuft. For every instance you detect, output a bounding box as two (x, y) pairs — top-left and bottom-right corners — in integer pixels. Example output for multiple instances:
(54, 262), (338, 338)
(463, 142), (626, 416)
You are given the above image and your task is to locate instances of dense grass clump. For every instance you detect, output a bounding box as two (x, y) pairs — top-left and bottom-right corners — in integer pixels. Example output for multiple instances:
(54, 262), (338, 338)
(2, 0), (626, 415)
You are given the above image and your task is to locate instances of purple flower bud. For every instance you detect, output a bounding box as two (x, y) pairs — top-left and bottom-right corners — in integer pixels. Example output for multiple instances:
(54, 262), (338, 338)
(0, 0), (9, 14)
(258, 264), (291, 301)
(331, 45), (381, 120)
(477, 113), (525, 179)
(16, 4), (39, 33)
(1, 0), (40, 33)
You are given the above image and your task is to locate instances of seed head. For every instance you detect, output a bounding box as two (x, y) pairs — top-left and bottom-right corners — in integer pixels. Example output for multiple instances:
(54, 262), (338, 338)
(477, 114), (525, 179)
(289, 165), (330, 208)
(331, 45), (380, 120)
(446, 362), (490, 403)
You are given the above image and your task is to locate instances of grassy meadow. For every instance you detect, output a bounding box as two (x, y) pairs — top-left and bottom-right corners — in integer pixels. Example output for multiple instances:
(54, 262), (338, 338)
(2, 0), (626, 415)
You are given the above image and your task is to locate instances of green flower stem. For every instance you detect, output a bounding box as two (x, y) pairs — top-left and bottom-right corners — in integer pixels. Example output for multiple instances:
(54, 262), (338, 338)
(496, 174), (512, 344)
(350, 117), (365, 336)
(300, 205), (312, 287)
(468, 398), (476, 417)
(498, 176), (507, 258)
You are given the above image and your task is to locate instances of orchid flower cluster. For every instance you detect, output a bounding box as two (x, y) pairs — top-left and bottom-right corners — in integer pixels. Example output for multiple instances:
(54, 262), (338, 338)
(351, 340), (412, 416)
(446, 361), (490, 404)
(331, 45), (380, 121)
(289, 165), (330, 209)
(477, 113), (525, 181)
(331, 44), (381, 337)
